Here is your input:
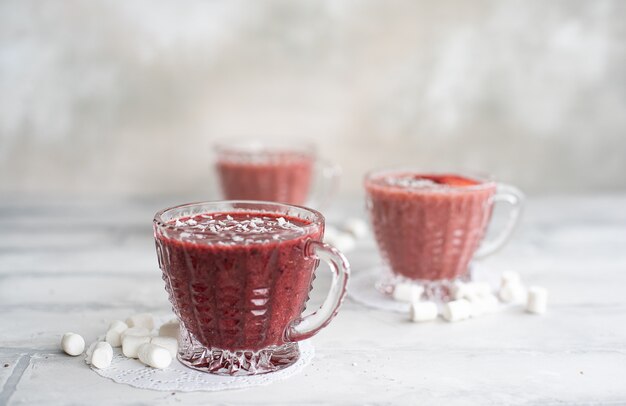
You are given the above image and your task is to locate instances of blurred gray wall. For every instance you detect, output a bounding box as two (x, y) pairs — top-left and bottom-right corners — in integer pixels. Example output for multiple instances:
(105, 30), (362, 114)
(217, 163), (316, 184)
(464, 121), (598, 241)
(1, 0), (625, 197)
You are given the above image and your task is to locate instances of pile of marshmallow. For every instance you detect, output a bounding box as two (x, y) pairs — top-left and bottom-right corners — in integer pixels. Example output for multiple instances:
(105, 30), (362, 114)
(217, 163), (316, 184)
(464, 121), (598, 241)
(61, 313), (180, 370)
(392, 271), (549, 323)
(323, 218), (369, 253)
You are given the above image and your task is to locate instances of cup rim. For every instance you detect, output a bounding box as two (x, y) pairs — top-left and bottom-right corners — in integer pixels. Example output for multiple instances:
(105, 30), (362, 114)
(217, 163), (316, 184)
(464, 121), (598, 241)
(153, 200), (324, 241)
(364, 167), (497, 192)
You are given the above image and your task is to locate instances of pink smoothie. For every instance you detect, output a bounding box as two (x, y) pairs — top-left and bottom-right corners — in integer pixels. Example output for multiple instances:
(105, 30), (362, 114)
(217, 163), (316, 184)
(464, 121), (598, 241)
(216, 150), (313, 205)
(155, 212), (321, 352)
(365, 173), (496, 281)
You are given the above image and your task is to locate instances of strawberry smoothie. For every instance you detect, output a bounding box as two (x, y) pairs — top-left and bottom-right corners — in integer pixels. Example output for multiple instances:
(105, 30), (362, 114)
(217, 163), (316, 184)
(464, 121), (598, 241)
(155, 212), (321, 352)
(365, 172), (496, 281)
(216, 150), (314, 205)
(154, 201), (351, 375)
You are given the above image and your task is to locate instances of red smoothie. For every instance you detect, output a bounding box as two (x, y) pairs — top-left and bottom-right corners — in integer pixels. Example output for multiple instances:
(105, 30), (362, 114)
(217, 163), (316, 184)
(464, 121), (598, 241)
(154, 211), (322, 355)
(216, 150), (314, 205)
(365, 172), (496, 281)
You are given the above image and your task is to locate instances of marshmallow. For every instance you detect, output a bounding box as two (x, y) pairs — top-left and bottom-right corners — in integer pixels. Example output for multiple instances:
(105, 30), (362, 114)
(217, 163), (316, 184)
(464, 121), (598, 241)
(392, 283), (424, 302)
(105, 320), (128, 348)
(499, 282), (526, 303)
(470, 282), (492, 296)
(120, 327), (150, 341)
(450, 283), (472, 300)
(122, 334), (151, 358)
(137, 343), (172, 369)
(442, 299), (472, 322)
(158, 320), (180, 339)
(342, 218), (368, 239)
(91, 342), (113, 369)
(466, 294), (487, 317)
(126, 313), (154, 331)
(326, 232), (356, 253)
(526, 286), (548, 314)
(452, 282), (492, 300)
(323, 225), (341, 242)
(501, 271), (521, 286)
(61, 332), (85, 356)
(466, 292), (499, 317)
(150, 336), (178, 358)
(85, 341), (99, 364)
(409, 301), (438, 322)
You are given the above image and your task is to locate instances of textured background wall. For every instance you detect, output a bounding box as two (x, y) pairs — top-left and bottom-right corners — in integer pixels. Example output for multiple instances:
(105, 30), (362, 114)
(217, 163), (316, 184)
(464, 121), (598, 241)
(1, 0), (624, 198)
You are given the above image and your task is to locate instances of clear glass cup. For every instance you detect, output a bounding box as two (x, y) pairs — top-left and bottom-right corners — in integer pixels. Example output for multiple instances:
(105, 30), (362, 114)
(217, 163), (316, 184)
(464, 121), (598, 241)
(214, 140), (340, 208)
(153, 201), (350, 375)
(364, 169), (524, 300)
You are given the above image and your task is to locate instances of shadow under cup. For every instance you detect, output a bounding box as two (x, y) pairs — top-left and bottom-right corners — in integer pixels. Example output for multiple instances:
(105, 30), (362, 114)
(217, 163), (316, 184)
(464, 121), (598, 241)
(365, 170), (524, 300)
(153, 201), (349, 376)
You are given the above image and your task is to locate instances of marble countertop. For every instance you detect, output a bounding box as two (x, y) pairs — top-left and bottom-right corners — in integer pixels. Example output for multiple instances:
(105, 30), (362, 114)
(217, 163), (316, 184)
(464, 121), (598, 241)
(1, 196), (626, 405)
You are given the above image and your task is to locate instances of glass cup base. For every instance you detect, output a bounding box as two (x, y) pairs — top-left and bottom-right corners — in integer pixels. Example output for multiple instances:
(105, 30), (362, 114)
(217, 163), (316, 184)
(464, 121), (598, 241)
(376, 268), (474, 302)
(178, 332), (300, 376)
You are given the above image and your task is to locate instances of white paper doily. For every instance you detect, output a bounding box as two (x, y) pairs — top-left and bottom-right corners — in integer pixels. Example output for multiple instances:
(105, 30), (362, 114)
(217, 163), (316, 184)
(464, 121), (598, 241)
(93, 341), (314, 392)
(91, 318), (315, 392)
(348, 264), (499, 313)
(348, 267), (409, 313)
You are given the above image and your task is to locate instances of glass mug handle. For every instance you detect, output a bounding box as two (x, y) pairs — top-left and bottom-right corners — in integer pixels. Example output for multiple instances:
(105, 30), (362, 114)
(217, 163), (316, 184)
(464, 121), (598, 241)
(474, 183), (525, 259)
(285, 240), (350, 342)
(308, 159), (341, 209)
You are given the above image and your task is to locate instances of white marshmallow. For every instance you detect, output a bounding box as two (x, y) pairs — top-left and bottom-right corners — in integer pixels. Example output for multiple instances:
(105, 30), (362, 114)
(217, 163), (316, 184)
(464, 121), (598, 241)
(392, 283), (424, 302)
(150, 336), (178, 358)
(91, 342), (113, 369)
(61, 332), (85, 356)
(105, 320), (128, 348)
(452, 282), (492, 300)
(466, 292), (499, 317)
(85, 341), (99, 364)
(323, 225), (341, 242)
(442, 299), (472, 322)
(526, 286), (548, 314)
(138, 343), (172, 369)
(409, 301), (438, 322)
(470, 282), (492, 296)
(326, 232), (356, 253)
(109, 319), (128, 330)
(501, 271), (521, 286)
(466, 294), (487, 317)
(126, 313), (154, 331)
(122, 334), (151, 358)
(499, 282), (526, 303)
(158, 320), (180, 339)
(120, 326), (150, 341)
(450, 283), (472, 300)
(342, 218), (368, 239)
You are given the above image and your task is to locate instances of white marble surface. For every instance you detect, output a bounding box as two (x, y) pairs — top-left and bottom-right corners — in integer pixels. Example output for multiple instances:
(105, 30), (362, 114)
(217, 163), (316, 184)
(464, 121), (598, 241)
(1, 196), (626, 405)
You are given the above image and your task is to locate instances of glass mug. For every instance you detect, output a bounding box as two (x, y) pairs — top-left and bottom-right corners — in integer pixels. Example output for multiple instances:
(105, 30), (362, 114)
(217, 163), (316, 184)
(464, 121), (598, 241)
(153, 201), (350, 375)
(365, 169), (524, 300)
(214, 140), (340, 208)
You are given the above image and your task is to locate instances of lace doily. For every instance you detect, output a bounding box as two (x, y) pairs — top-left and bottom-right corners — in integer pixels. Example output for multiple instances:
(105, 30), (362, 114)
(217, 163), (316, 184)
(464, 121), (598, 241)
(348, 264), (499, 313)
(90, 318), (315, 392)
(348, 267), (410, 313)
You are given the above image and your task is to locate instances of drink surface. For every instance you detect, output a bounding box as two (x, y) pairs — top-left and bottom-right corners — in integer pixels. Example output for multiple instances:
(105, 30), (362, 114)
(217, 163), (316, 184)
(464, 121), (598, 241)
(367, 173), (483, 190)
(164, 211), (311, 244)
(366, 173), (496, 281)
(155, 211), (321, 351)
